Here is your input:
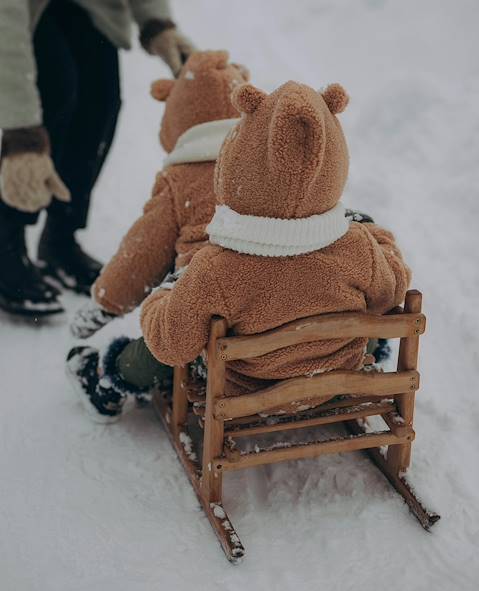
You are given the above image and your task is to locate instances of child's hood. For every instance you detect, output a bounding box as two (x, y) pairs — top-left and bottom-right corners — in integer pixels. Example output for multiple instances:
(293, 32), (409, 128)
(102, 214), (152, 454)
(151, 50), (249, 155)
(207, 81), (351, 256)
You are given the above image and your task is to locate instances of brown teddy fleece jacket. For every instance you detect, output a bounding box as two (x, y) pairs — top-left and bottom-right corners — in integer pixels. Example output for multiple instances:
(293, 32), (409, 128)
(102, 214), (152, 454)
(92, 51), (248, 315)
(141, 81), (411, 396)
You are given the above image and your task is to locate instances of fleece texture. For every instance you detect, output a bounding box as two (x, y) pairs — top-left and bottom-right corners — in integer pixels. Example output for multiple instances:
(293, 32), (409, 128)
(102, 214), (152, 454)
(93, 51), (249, 315)
(141, 81), (411, 396)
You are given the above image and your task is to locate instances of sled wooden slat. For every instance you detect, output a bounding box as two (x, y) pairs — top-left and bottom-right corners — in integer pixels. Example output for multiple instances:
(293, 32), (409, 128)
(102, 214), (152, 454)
(214, 370), (419, 420)
(225, 400), (396, 438)
(387, 290), (422, 472)
(200, 319), (228, 503)
(216, 312), (426, 361)
(221, 394), (384, 426)
(214, 430), (414, 472)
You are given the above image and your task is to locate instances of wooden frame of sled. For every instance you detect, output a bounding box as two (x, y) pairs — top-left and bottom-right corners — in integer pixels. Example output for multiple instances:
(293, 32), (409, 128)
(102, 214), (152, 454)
(153, 289), (439, 563)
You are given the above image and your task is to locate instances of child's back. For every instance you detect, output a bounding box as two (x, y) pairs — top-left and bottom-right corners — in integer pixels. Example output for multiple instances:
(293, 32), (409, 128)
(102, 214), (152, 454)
(141, 81), (410, 395)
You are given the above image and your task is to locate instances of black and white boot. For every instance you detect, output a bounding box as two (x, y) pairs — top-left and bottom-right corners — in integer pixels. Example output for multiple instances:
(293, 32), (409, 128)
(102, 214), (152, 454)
(66, 338), (146, 423)
(372, 338), (392, 363)
(38, 221), (103, 296)
(0, 222), (63, 316)
(66, 346), (127, 423)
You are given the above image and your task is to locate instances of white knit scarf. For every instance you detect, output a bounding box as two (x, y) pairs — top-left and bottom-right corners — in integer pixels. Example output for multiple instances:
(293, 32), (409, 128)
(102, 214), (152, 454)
(163, 118), (239, 166)
(206, 202), (349, 257)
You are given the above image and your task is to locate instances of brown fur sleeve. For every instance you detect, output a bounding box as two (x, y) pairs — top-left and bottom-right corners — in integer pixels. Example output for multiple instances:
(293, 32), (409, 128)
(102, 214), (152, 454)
(140, 248), (230, 366)
(93, 175), (178, 315)
(362, 223), (411, 313)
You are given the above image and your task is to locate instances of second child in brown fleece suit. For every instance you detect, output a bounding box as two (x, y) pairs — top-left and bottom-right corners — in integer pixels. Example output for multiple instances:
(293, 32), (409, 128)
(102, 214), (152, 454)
(66, 51), (249, 422)
(69, 79), (409, 420)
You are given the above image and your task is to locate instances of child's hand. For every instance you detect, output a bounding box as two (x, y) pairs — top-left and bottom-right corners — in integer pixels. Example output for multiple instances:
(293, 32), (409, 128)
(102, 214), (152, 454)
(345, 209), (375, 224)
(70, 302), (117, 339)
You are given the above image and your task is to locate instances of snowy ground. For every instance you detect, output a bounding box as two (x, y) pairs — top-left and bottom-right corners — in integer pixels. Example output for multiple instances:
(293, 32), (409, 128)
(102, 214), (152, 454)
(1, 1), (479, 589)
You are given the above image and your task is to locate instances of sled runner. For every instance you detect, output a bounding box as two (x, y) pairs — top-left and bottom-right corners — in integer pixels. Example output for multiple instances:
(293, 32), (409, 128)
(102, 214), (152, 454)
(152, 289), (439, 563)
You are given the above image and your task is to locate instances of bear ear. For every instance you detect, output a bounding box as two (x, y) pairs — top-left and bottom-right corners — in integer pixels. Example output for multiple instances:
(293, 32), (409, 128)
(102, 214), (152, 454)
(150, 79), (175, 101)
(231, 63), (250, 82)
(231, 83), (267, 114)
(269, 87), (325, 178)
(322, 83), (349, 114)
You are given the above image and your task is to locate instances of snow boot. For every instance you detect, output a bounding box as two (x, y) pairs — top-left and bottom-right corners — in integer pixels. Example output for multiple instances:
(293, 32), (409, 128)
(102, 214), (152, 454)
(66, 345), (129, 423)
(0, 220), (63, 316)
(38, 220), (103, 296)
(372, 338), (392, 363)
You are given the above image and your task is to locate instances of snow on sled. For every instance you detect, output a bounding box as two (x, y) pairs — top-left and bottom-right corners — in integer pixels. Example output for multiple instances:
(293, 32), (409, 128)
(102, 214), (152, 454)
(152, 290), (439, 563)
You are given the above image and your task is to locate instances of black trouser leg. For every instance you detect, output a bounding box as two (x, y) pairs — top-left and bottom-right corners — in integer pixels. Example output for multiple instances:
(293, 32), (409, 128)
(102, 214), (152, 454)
(34, 0), (121, 234)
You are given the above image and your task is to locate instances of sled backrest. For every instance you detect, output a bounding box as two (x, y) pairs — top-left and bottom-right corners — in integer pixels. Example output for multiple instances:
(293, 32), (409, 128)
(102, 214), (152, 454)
(211, 290), (425, 421)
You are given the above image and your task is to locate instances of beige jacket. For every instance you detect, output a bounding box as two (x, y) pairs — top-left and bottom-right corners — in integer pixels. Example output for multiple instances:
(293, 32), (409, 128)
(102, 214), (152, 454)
(0, 0), (171, 129)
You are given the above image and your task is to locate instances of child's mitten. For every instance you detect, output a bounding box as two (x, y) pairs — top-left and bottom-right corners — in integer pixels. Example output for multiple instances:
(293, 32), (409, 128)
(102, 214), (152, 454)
(70, 302), (117, 339)
(345, 209), (375, 224)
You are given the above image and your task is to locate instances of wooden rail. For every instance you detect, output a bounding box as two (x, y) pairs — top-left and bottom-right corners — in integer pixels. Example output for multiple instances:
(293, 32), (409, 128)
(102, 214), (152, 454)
(214, 430), (415, 472)
(226, 400), (396, 438)
(214, 369), (420, 420)
(216, 312), (426, 361)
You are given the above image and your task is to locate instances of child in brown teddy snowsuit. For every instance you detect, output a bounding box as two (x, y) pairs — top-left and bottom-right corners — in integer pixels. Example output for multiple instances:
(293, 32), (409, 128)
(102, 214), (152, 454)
(68, 78), (410, 418)
(67, 51), (249, 421)
(138, 81), (411, 396)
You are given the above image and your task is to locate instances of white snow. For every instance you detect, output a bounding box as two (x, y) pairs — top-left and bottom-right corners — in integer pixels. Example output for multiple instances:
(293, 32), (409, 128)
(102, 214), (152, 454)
(1, 0), (479, 589)
(179, 431), (197, 461)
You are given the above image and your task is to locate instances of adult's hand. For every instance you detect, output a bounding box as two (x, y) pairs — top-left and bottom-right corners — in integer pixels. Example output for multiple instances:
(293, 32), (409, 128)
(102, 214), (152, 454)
(140, 19), (195, 77)
(0, 126), (70, 213)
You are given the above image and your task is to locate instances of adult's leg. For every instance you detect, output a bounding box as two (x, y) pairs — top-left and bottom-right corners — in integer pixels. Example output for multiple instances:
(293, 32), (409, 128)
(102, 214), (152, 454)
(36, 1), (121, 294)
(32, 1), (79, 169)
(0, 207), (62, 315)
(45, 1), (122, 232)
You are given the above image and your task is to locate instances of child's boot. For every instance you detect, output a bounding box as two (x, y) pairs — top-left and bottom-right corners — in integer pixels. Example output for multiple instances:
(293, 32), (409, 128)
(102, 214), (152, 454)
(66, 337), (142, 423)
(66, 337), (171, 422)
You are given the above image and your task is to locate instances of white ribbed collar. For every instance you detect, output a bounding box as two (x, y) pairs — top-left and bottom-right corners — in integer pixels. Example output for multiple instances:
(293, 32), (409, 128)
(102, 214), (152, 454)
(206, 202), (349, 257)
(164, 118), (239, 167)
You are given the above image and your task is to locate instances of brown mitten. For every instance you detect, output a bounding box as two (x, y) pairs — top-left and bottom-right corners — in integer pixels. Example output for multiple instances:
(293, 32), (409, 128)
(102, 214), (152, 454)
(140, 19), (195, 77)
(0, 127), (70, 213)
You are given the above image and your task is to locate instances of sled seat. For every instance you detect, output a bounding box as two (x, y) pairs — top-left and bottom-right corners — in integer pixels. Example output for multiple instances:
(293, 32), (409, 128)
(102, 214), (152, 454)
(152, 289), (439, 563)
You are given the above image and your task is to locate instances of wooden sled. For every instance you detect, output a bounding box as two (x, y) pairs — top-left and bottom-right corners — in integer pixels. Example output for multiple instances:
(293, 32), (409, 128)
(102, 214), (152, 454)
(152, 289), (440, 563)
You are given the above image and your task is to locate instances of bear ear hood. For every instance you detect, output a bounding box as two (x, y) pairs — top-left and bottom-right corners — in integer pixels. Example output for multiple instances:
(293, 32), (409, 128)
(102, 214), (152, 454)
(158, 50), (249, 153)
(209, 80), (351, 256)
(321, 83), (349, 114)
(215, 81), (350, 220)
(150, 79), (175, 101)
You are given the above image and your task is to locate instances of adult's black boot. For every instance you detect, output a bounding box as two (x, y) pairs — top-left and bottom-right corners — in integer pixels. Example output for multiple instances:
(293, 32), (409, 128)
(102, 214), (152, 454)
(37, 219), (103, 296)
(0, 219), (63, 316)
